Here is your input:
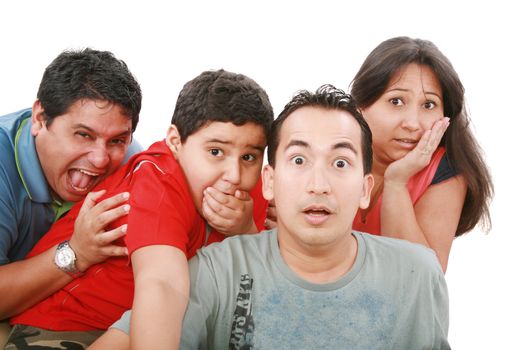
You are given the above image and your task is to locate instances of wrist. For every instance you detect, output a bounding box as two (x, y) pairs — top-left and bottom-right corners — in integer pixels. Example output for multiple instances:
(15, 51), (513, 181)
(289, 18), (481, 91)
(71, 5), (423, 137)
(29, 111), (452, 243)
(54, 240), (85, 277)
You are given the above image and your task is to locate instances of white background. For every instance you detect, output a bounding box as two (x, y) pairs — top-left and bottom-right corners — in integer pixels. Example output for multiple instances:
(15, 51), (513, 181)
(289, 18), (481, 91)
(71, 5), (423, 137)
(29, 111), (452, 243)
(1, 1), (523, 348)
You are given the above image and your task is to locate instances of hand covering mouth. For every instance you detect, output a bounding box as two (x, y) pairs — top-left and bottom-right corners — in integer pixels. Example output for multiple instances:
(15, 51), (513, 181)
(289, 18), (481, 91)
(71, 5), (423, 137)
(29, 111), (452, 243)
(68, 169), (102, 191)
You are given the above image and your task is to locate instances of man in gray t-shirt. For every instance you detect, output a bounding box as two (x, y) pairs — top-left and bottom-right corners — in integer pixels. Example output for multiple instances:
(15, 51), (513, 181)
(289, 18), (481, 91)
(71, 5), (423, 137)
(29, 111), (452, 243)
(106, 86), (449, 349)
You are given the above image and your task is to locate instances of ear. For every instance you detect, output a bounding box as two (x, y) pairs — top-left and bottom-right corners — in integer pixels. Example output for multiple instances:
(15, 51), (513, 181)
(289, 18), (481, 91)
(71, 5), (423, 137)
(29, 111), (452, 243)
(359, 174), (374, 209)
(30, 100), (47, 136)
(165, 125), (183, 159)
(262, 164), (275, 201)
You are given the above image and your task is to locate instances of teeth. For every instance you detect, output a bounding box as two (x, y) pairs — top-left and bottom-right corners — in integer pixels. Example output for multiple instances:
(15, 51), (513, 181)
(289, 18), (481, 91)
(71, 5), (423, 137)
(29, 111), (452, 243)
(78, 169), (100, 177)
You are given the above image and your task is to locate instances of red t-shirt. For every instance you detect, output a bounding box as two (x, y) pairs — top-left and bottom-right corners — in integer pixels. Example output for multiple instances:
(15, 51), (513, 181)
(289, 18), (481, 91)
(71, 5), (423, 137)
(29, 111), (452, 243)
(11, 141), (268, 330)
(352, 147), (446, 235)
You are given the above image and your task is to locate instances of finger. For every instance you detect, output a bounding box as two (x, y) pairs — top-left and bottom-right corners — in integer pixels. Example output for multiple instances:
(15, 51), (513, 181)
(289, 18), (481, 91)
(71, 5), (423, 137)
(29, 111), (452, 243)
(427, 119), (449, 151)
(204, 190), (236, 217)
(96, 224), (128, 246)
(92, 204), (131, 230)
(202, 199), (229, 231)
(234, 189), (251, 201)
(264, 218), (278, 229)
(91, 192), (130, 216)
(266, 205), (277, 222)
(212, 181), (236, 195)
(78, 190), (107, 215)
(98, 244), (129, 257)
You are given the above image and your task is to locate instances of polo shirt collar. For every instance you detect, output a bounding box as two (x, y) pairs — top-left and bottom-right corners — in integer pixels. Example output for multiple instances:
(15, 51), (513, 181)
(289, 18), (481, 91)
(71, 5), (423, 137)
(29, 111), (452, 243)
(15, 118), (53, 204)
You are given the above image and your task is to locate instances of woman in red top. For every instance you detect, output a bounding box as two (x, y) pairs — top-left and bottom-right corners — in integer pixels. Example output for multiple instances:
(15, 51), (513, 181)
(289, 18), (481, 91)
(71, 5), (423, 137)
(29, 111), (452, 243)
(350, 36), (493, 272)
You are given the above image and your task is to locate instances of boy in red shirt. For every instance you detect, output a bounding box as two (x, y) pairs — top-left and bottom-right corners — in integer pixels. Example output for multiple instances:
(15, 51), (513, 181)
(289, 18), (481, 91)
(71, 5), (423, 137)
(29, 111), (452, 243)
(6, 69), (273, 349)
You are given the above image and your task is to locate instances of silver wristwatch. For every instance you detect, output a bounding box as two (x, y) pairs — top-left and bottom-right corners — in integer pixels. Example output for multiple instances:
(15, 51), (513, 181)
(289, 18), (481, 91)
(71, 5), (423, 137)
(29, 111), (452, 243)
(54, 240), (83, 277)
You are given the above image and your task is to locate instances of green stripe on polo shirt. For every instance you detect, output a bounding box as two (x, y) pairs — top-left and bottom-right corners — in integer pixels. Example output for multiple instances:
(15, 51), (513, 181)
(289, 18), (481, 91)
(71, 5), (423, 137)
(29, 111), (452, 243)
(14, 118), (32, 199)
(52, 200), (74, 222)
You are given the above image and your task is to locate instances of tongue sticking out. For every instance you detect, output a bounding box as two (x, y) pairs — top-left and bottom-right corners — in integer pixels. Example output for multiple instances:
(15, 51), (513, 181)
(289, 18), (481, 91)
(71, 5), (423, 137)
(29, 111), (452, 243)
(69, 170), (94, 190)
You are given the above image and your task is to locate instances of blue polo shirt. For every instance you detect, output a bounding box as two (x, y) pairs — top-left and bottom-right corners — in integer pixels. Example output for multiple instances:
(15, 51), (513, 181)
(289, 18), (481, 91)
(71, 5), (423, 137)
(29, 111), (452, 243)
(0, 108), (142, 264)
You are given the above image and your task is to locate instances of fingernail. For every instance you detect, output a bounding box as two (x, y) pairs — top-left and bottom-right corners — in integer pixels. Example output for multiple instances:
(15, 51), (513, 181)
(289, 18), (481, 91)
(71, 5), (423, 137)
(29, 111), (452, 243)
(121, 224), (128, 232)
(123, 204), (130, 213)
(122, 192), (130, 199)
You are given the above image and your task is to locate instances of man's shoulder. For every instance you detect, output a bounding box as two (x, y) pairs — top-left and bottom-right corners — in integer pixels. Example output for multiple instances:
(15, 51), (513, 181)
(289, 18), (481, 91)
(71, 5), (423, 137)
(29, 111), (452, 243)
(0, 108), (32, 130)
(355, 231), (442, 273)
(197, 230), (273, 262)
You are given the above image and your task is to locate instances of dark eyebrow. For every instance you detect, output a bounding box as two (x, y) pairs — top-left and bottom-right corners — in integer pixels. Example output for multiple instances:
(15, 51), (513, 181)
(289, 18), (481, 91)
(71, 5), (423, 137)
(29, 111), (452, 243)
(333, 141), (357, 155)
(284, 139), (309, 151)
(73, 123), (132, 138)
(207, 138), (265, 153)
(386, 88), (442, 101)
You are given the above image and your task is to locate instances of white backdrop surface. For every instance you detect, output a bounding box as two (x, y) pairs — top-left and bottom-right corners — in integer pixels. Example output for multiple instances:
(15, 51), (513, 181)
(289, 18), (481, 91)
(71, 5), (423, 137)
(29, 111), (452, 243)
(1, 1), (523, 348)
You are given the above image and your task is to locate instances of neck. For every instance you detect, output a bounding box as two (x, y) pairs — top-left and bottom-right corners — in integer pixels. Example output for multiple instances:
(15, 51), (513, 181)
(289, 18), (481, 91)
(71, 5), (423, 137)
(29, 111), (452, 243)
(277, 231), (358, 284)
(371, 154), (388, 177)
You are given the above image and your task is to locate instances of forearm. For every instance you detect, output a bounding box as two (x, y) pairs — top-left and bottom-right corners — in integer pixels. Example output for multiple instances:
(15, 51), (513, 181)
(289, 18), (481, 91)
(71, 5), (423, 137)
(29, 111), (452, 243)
(130, 246), (190, 350)
(380, 181), (429, 247)
(0, 246), (72, 319)
(131, 279), (188, 350)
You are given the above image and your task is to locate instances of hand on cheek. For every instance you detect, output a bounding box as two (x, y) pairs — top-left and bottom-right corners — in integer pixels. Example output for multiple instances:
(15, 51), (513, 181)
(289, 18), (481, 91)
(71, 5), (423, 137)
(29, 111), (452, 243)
(385, 117), (450, 185)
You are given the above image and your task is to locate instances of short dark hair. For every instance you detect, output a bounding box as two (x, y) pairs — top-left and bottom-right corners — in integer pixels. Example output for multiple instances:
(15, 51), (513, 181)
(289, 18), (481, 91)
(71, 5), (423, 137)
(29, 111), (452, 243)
(267, 85), (372, 174)
(37, 48), (142, 131)
(350, 36), (493, 236)
(171, 69), (274, 142)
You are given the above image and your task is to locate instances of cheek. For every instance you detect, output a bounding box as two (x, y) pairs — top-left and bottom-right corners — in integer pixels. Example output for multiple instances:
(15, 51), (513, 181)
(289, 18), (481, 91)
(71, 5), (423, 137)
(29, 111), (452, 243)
(108, 149), (127, 168)
(241, 166), (263, 191)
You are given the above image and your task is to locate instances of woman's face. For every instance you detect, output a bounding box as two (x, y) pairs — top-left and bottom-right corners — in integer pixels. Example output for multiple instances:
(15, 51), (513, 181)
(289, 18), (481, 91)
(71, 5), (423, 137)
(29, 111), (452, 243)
(361, 63), (444, 169)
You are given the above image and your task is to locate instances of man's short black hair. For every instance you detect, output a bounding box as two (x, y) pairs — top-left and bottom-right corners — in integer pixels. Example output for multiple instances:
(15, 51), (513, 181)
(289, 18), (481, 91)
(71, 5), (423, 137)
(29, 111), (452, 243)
(37, 48), (142, 131)
(267, 85), (372, 174)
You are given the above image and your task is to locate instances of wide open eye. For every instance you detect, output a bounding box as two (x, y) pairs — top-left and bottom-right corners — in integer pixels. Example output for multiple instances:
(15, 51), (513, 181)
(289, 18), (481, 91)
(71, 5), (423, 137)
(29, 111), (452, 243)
(209, 148), (224, 157)
(423, 101), (436, 110)
(291, 155), (305, 165)
(333, 159), (349, 169)
(389, 97), (404, 106)
(242, 154), (256, 162)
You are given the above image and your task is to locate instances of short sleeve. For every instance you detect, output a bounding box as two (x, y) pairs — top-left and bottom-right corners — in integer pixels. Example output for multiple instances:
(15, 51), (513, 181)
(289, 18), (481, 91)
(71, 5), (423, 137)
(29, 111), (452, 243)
(181, 252), (219, 349)
(431, 151), (458, 185)
(0, 174), (16, 265)
(110, 309), (132, 334)
(125, 161), (195, 257)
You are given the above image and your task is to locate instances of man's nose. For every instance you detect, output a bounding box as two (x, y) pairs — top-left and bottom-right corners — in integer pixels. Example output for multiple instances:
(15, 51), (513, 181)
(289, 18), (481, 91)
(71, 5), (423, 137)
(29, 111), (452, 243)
(87, 143), (110, 169)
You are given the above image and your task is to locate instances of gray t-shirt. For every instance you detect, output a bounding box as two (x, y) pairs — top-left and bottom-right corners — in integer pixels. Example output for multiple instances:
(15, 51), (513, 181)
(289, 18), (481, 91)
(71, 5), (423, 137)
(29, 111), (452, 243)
(113, 230), (449, 349)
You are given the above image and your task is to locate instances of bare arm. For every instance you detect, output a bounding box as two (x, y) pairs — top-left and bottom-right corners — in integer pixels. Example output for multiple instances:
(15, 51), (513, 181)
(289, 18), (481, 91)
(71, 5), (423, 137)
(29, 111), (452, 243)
(381, 176), (466, 272)
(88, 328), (130, 350)
(130, 245), (189, 350)
(0, 191), (129, 319)
(380, 117), (466, 271)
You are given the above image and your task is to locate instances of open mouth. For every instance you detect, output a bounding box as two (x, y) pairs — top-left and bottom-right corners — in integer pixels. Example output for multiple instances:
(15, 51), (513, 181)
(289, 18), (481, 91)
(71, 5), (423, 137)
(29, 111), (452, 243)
(304, 208), (330, 216)
(303, 206), (332, 225)
(68, 169), (101, 192)
(395, 138), (418, 144)
(394, 138), (418, 150)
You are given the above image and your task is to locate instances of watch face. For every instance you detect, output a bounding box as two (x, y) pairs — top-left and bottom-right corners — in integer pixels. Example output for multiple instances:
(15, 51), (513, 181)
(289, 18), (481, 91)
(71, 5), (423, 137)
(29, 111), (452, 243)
(55, 248), (75, 268)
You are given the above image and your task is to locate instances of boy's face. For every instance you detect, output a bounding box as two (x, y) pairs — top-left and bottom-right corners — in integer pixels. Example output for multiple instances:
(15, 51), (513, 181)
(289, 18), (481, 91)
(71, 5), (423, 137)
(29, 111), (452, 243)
(262, 106), (373, 250)
(31, 99), (132, 202)
(167, 121), (266, 214)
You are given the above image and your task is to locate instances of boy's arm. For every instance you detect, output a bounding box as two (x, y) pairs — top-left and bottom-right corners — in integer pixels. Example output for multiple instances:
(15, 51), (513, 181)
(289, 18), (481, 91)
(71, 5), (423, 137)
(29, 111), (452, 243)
(0, 191), (129, 319)
(130, 245), (189, 350)
(87, 328), (130, 350)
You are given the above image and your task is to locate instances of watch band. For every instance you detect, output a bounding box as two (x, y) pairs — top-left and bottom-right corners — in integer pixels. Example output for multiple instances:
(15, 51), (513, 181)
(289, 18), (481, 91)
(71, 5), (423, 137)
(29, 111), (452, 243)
(54, 240), (84, 278)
